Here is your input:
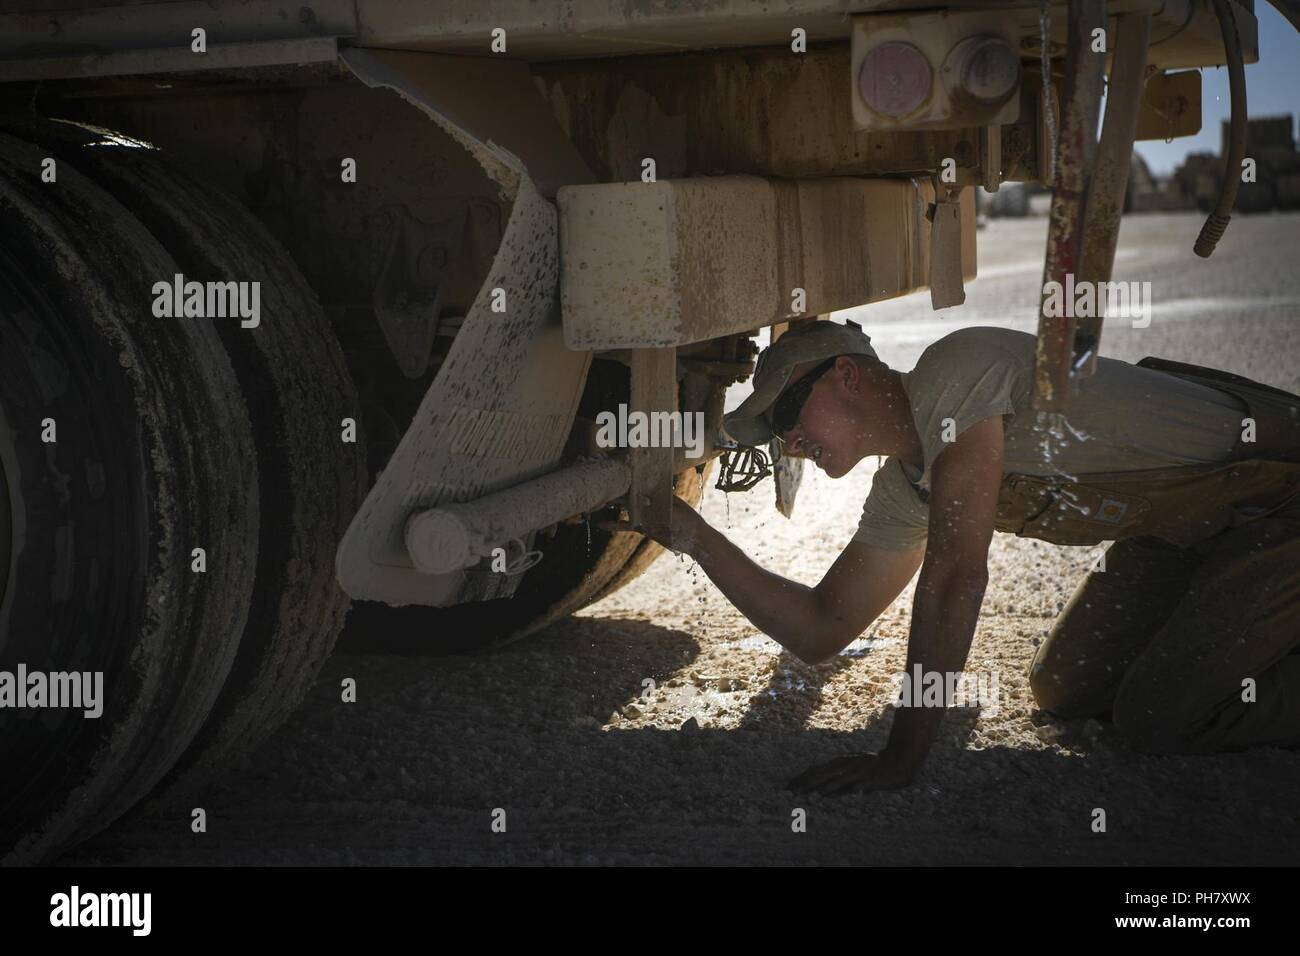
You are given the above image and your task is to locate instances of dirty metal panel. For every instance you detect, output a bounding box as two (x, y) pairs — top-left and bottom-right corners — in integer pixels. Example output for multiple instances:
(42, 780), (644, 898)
(1144, 0), (1259, 70)
(354, 0), (884, 60)
(559, 174), (942, 350)
(1135, 70), (1202, 142)
(351, 0), (1255, 63)
(531, 46), (981, 183)
(341, 48), (593, 197)
(0, 0), (1256, 78)
(336, 48), (593, 606)
(0, 37), (342, 83)
(0, 1), (357, 64)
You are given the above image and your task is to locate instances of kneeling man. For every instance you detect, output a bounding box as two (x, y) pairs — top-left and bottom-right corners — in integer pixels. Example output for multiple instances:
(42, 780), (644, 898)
(622, 321), (1300, 794)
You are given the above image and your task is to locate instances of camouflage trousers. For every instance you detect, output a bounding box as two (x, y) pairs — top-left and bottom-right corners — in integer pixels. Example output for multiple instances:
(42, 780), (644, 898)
(1028, 494), (1300, 753)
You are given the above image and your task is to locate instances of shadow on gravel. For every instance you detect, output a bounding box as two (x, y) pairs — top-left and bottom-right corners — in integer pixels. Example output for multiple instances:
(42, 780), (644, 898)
(57, 613), (1300, 866)
(738, 648), (860, 732)
(335, 600), (502, 655)
(327, 613), (706, 739)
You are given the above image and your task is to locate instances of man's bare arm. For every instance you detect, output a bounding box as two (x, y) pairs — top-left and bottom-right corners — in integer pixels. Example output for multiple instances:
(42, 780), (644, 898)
(880, 415), (1004, 777)
(623, 497), (922, 665)
(787, 415), (1004, 795)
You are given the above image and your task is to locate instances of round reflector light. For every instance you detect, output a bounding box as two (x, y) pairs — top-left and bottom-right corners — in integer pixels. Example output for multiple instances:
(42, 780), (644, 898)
(950, 37), (1019, 105)
(858, 42), (932, 118)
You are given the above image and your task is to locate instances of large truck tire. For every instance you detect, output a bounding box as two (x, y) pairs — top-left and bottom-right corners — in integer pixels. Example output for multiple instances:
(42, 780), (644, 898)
(17, 130), (370, 800)
(0, 132), (259, 863)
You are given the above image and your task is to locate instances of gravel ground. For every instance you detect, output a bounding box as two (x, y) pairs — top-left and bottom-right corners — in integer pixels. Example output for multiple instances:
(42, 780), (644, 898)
(63, 211), (1300, 866)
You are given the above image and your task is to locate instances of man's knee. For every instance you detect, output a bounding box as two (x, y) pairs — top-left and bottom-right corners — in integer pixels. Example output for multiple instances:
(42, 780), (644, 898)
(1027, 623), (1120, 718)
(1028, 658), (1068, 712)
(1028, 656), (1106, 718)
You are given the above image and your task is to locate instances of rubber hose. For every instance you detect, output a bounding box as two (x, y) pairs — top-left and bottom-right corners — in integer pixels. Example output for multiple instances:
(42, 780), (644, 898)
(1195, 0), (1248, 258)
(1266, 0), (1300, 34)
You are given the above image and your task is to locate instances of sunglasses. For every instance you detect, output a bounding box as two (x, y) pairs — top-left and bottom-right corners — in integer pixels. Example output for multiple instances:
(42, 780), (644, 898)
(767, 356), (839, 445)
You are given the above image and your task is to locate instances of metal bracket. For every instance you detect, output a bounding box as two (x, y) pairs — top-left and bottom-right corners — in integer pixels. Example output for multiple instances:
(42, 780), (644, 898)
(979, 124), (1003, 192)
(371, 206), (463, 379)
(627, 347), (676, 538)
(929, 181), (967, 310)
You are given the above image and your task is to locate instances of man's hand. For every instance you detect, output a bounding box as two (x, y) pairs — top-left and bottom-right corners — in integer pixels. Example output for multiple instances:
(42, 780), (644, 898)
(598, 495), (703, 557)
(786, 752), (914, 796)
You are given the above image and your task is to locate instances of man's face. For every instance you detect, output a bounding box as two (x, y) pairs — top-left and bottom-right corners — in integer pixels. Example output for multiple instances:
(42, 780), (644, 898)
(776, 356), (868, 479)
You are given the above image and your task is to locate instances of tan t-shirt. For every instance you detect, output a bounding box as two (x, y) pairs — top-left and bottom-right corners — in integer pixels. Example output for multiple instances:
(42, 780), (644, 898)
(854, 327), (1246, 550)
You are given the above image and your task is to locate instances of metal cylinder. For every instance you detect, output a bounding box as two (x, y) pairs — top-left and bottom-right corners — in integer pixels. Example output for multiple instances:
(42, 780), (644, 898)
(404, 458), (633, 575)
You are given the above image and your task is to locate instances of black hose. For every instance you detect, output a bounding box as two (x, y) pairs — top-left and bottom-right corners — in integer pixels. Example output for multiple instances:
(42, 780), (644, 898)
(1266, 0), (1300, 34)
(1195, 0), (1248, 257)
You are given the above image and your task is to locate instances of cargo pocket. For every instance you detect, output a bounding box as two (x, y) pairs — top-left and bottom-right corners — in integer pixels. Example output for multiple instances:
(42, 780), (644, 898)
(1019, 483), (1150, 546)
(994, 475), (1056, 536)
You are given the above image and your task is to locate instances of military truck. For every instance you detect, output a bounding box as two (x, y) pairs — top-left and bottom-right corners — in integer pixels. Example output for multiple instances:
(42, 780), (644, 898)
(0, 0), (1279, 862)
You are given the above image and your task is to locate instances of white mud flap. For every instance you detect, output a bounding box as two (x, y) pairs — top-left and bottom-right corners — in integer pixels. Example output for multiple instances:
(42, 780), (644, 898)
(336, 49), (593, 606)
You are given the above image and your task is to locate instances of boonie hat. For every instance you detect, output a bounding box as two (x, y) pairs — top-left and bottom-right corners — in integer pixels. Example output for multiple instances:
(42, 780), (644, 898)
(722, 320), (878, 447)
